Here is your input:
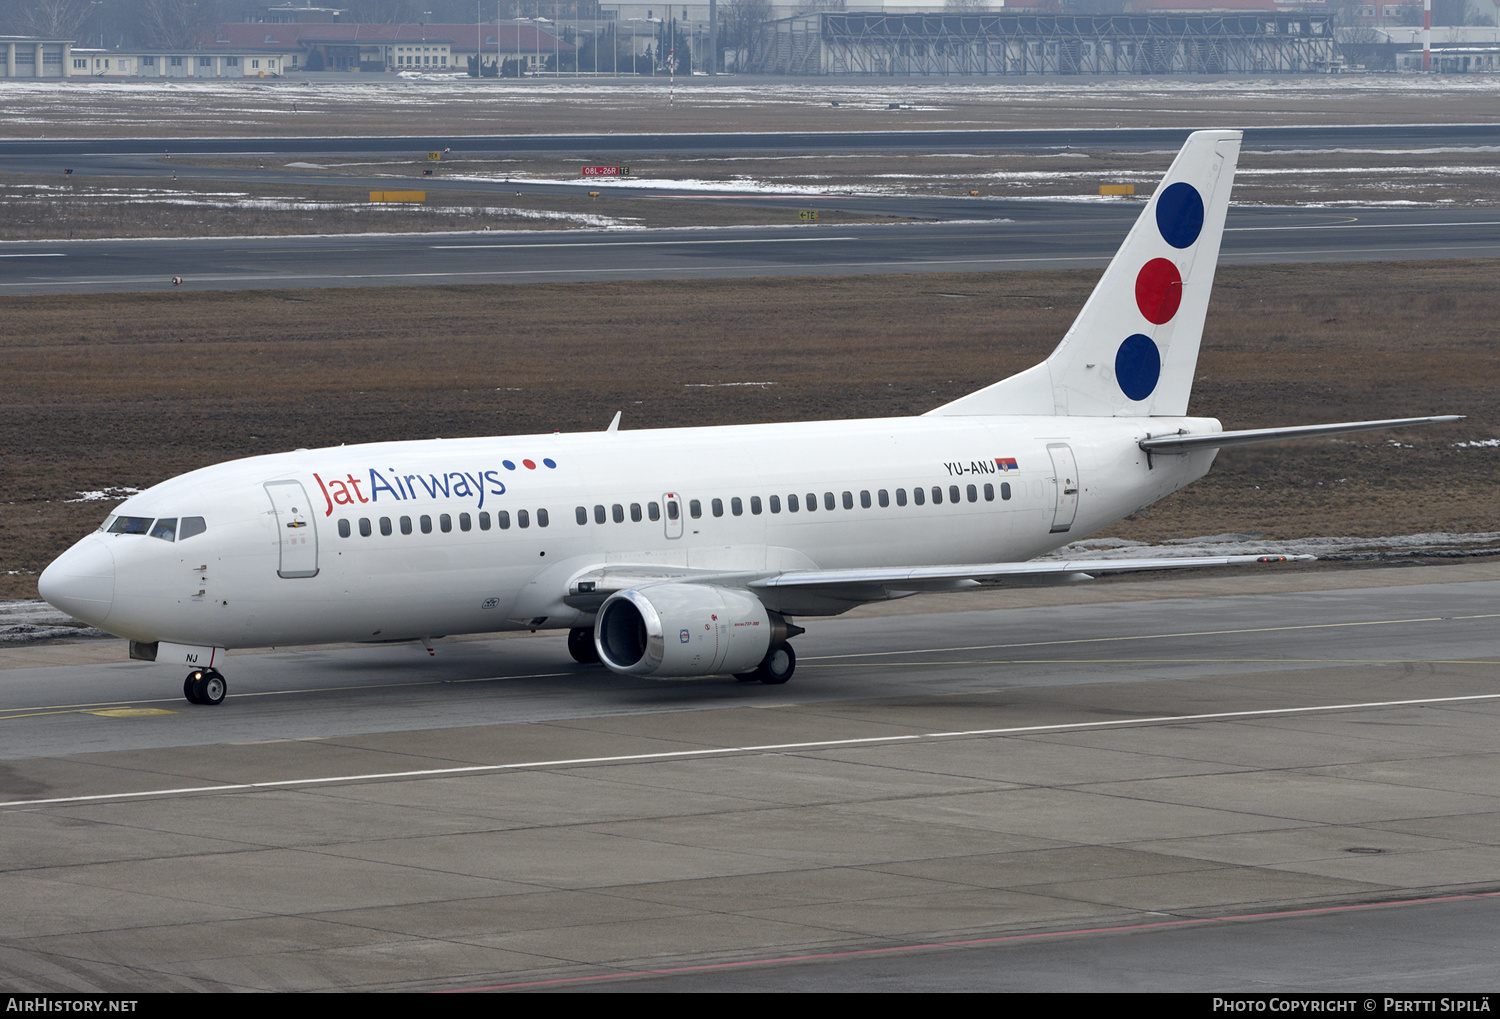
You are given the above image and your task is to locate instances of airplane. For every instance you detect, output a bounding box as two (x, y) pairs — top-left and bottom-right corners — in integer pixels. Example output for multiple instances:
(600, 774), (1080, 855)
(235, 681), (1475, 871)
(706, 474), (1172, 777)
(38, 130), (1459, 707)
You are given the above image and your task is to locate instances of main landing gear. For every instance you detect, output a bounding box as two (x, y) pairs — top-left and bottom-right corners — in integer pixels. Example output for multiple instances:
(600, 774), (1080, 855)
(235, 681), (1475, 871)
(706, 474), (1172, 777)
(568, 626), (601, 664)
(183, 668), (227, 706)
(736, 643), (796, 685)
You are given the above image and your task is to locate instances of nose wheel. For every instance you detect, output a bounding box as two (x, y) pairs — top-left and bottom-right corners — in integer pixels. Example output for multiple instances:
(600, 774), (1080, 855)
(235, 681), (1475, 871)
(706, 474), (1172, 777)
(183, 668), (227, 706)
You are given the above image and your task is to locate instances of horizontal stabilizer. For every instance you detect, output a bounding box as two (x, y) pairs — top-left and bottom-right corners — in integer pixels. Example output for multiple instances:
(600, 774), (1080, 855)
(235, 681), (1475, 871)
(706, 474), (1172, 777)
(1140, 416), (1464, 453)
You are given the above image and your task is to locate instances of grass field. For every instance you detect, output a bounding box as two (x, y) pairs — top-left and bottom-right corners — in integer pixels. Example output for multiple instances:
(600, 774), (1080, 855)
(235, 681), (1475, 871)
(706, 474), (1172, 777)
(1, 260), (1494, 599)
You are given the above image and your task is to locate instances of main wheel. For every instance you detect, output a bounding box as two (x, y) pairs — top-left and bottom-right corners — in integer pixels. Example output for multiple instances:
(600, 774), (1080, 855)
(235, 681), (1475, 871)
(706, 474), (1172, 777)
(568, 626), (600, 664)
(756, 644), (796, 685)
(183, 673), (203, 704)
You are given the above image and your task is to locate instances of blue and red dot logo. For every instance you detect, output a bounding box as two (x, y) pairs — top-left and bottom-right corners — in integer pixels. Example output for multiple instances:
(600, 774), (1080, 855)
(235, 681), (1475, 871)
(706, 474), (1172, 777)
(1115, 181), (1203, 402)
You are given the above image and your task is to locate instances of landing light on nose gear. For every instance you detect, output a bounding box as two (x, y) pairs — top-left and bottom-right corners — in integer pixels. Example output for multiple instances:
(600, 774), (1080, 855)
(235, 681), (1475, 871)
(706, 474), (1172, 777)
(183, 668), (227, 706)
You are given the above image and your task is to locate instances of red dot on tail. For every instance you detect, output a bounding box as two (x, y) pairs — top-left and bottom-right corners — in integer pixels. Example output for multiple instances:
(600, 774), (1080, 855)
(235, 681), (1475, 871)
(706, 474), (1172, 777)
(1135, 258), (1183, 325)
(522, 459), (536, 469)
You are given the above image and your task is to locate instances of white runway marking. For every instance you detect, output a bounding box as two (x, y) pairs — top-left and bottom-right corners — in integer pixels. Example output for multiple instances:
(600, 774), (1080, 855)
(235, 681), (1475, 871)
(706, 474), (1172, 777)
(6, 691), (1499, 811)
(428, 237), (858, 249)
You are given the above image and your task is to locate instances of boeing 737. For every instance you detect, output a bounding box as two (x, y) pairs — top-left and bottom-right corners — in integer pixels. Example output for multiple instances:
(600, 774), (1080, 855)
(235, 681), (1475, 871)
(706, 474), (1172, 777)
(39, 130), (1458, 706)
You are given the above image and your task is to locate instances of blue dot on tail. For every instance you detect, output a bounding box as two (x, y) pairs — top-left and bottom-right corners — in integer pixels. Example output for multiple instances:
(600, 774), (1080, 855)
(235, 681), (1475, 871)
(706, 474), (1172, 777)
(1115, 334), (1161, 402)
(1155, 182), (1204, 249)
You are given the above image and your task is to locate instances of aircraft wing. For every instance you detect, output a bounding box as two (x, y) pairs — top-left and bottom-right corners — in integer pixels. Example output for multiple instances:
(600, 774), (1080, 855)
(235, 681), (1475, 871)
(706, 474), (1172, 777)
(566, 554), (1313, 616)
(1140, 416), (1463, 452)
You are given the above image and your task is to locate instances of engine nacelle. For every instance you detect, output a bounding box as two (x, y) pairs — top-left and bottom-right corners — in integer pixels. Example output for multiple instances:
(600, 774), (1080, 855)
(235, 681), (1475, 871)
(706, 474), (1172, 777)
(595, 584), (772, 677)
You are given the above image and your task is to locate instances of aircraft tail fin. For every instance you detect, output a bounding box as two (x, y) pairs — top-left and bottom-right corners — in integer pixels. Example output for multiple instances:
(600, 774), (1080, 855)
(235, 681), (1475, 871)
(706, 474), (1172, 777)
(930, 129), (1242, 418)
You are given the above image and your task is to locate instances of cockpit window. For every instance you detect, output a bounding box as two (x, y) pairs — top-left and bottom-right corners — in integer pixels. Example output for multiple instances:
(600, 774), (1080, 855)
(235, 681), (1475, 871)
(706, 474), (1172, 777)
(179, 517), (207, 540)
(107, 516), (153, 535)
(149, 518), (177, 542)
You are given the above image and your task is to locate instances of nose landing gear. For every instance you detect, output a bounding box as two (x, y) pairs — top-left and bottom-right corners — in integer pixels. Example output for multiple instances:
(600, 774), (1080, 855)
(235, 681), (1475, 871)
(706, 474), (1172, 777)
(183, 668), (227, 705)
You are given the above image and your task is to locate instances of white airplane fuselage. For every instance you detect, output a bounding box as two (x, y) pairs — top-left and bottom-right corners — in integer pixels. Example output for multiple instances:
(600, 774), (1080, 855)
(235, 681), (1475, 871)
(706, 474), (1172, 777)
(51, 413), (1219, 650)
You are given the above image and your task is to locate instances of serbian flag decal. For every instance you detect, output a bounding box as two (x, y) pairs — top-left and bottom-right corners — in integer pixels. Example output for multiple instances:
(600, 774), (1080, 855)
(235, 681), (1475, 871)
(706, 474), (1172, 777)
(996, 457), (1019, 471)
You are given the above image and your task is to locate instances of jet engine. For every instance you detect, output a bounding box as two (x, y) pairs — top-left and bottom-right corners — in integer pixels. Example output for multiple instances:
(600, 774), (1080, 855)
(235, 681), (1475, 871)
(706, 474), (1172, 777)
(594, 584), (774, 677)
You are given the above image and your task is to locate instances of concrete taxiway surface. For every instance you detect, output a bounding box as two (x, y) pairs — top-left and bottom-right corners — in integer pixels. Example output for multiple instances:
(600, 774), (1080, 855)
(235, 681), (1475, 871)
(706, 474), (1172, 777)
(6, 206), (1500, 296)
(2, 561), (1498, 990)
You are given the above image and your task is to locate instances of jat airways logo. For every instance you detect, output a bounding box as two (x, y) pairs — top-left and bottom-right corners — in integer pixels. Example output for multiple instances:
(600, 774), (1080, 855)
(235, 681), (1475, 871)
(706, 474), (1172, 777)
(312, 458), (558, 516)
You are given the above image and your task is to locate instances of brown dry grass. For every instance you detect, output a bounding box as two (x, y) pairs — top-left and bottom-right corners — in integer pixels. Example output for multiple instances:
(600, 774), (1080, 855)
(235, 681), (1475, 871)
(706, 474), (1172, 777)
(0, 173), (893, 240)
(1, 261), (1495, 598)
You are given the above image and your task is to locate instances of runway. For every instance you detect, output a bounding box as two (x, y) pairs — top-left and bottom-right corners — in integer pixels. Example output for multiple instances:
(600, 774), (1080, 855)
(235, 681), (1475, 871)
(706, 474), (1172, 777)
(3, 562), (1498, 990)
(6, 206), (1500, 295)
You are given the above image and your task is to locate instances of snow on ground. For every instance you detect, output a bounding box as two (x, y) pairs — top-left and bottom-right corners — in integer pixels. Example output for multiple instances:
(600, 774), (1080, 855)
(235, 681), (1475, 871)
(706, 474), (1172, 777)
(1044, 531), (1500, 561)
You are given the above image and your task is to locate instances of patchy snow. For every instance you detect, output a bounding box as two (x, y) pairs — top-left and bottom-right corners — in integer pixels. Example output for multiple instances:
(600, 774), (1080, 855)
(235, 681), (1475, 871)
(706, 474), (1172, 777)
(1045, 531), (1500, 561)
(0, 600), (110, 643)
(66, 487), (142, 503)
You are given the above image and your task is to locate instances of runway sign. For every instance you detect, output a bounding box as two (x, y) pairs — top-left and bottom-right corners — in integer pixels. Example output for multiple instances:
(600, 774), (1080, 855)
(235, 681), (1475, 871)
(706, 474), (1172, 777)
(799, 210), (819, 222)
(582, 166), (630, 177)
(1100, 184), (1136, 196)
(370, 191), (427, 203)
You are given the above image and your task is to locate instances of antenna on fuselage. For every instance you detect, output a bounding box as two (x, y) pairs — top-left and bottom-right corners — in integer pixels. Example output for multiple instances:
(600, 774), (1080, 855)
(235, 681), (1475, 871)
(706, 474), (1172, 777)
(606, 411), (622, 433)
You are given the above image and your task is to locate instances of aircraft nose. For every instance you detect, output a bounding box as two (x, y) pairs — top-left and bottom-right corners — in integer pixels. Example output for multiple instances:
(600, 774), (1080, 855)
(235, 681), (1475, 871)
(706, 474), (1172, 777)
(38, 537), (115, 627)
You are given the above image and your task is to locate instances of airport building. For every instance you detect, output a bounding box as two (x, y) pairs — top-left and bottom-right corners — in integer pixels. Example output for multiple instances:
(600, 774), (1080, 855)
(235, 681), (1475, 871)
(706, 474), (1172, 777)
(1, 36), (73, 78)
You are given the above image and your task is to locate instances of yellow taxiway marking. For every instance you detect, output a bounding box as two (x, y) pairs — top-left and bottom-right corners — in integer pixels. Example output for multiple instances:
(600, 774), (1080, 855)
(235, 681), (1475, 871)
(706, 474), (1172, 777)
(83, 707), (178, 718)
(5, 690), (1500, 811)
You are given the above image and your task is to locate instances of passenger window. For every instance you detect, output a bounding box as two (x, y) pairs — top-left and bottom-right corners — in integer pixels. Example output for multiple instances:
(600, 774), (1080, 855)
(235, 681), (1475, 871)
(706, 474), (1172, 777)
(951, 485), (962, 504)
(401, 515), (413, 534)
(788, 494), (799, 512)
(537, 508), (549, 527)
(497, 510), (511, 529)
(359, 518), (372, 537)
(380, 517), (393, 536)
(421, 515), (432, 534)
(667, 501), (679, 521)
(913, 487), (925, 506)
(842, 491), (853, 510)
(649, 502), (661, 521)
(878, 490), (889, 508)
(860, 491), (871, 509)
(180, 516), (207, 540)
(479, 512), (491, 531)
(712, 498), (723, 517)
(967, 484), (977, 503)
(440, 514), (452, 533)
(932, 487), (943, 505)
(631, 503), (642, 522)
(804, 493), (816, 512)
(613, 504), (624, 523)
(338, 518), (351, 538)
(149, 518), (177, 542)
(107, 516), (153, 535)
(577, 506), (588, 525)
(731, 497), (742, 517)
(594, 505), (606, 525)
(1001, 482), (1012, 501)
(825, 492), (836, 511)
(896, 488), (907, 507)
(518, 509), (530, 529)
(750, 496), (761, 515)
(770, 495), (781, 514)
(984, 483), (994, 502)
(459, 513), (471, 532)
(689, 499), (702, 519)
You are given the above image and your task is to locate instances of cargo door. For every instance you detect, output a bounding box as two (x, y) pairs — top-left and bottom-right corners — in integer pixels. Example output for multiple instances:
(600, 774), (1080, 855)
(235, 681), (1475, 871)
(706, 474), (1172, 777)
(1047, 443), (1080, 534)
(265, 480), (319, 578)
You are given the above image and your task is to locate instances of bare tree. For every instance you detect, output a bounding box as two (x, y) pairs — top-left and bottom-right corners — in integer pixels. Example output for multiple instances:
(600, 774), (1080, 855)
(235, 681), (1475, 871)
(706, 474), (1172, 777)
(142, 0), (221, 47)
(719, 0), (770, 69)
(17, 0), (93, 36)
